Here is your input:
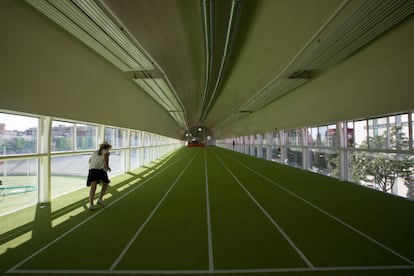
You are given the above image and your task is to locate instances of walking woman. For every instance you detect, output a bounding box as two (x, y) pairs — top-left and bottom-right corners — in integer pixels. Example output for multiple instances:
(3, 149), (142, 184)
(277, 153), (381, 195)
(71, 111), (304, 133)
(87, 141), (112, 210)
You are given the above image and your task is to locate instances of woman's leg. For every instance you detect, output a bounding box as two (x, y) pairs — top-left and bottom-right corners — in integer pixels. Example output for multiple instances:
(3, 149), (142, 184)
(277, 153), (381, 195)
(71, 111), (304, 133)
(98, 183), (108, 202)
(89, 180), (98, 206)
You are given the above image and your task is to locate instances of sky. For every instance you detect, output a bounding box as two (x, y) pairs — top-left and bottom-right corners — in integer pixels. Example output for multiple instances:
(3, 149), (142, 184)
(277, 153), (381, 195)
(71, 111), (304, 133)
(0, 114), (38, 131)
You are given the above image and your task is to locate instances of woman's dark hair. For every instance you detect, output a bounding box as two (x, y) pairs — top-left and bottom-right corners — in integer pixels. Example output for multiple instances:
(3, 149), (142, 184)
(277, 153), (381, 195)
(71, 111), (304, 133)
(98, 142), (112, 155)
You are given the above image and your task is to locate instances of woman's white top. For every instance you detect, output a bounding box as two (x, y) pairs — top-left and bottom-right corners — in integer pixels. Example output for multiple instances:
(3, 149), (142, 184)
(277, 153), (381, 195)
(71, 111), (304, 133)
(89, 149), (109, 170)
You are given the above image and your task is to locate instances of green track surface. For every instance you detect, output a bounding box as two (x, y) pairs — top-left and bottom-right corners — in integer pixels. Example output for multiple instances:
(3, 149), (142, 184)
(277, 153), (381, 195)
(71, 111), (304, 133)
(1, 147), (414, 275)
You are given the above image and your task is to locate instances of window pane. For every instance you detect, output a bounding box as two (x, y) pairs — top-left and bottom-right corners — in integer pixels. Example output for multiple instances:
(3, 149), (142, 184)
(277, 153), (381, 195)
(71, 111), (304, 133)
(51, 154), (89, 198)
(265, 133), (273, 145)
(130, 148), (142, 168)
(143, 147), (151, 164)
(261, 145), (267, 159)
(110, 150), (125, 175)
(327, 124), (337, 147)
(76, 124), (97, 151)
(0, 113), (38, 155)
(389, 114), (409, 150)
(271, 146), (281, 162)
(308, 149), (339, 178)
(354, 120), (367, 148)
(308, 127), (318, 146)
(347, 122), (355, 147)
(368, 118), (388, 149)
(52, 121), (74, 152)
(273, 131), (280, 145)
(286, 147), (302, 168)
(0, 158), (38, 216)
(318, 126), (328, 146)
(262, 134), (267, 145)
(349, 151), (414, 199)
(105, 127), (126, 148)
(130, 131), (141, 147)
(252, 145), (258, 157)
(143, 133), (152, 147)
(286, 129), (302, 146)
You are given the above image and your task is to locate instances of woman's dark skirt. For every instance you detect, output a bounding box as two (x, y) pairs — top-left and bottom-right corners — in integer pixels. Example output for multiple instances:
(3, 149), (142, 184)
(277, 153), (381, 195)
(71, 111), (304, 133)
(87, 169), (110, 186)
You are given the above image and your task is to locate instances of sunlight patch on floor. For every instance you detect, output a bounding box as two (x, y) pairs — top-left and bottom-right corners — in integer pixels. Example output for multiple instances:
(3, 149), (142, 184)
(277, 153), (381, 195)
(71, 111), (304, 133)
(52, 206), (85, 228)
(0, 231), (32, 255)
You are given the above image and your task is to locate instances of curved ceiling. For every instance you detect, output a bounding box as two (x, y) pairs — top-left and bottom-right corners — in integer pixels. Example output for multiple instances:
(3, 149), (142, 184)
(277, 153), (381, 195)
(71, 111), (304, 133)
(1, 0), (414, 140)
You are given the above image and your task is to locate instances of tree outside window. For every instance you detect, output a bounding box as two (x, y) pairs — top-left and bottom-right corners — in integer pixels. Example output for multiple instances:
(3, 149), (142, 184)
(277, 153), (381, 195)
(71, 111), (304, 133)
(350, 126), (413, 197)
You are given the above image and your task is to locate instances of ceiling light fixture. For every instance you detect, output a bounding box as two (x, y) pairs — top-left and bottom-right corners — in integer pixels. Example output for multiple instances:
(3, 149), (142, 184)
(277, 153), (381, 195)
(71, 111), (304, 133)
(199, 0), (215, 121)
(27, 0), (187, 129)
(199, 0), (243, 123)
(133, 77), (187, 129)
(26, 0), (154, 72)
(234, 0), (414, 117)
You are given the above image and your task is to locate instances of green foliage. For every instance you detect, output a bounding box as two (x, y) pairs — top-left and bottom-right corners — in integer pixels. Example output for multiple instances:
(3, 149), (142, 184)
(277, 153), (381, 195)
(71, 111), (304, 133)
(351, 126), (413, 197)
(1, 137), (36, 154)
(327, 154), (340, 178)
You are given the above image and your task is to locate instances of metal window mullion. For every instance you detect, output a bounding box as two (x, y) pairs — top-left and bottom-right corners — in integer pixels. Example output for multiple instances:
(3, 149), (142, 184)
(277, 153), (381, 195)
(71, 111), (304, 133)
(39, 116), (52, 203)
(386, 116), (390, 150)
(73, 123), (77, 151)
(99, 125), (105, 145)
(125, 129), (131, 172)
(409, 111), (413, 151)
(365, 119), (370, 149)
(280, 131), (287, 163)
(338, 121), (348, 181)
(302, 127), (309, 171)
(257, 134), (263, 158)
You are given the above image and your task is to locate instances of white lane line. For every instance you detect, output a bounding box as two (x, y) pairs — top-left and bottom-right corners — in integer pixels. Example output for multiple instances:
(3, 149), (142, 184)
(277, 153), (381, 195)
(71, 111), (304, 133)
(221, 150), (414, 265)
(213, 152), (314, 268)
(7, 150), (189, 274)
(110, 151), (198, 270)
(204, 149), (215, 271)
(9, 265), (414, 274)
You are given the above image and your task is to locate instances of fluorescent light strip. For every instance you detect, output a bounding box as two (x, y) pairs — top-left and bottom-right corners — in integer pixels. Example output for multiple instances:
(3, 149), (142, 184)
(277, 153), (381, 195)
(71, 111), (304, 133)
(133, 79), (173, 111)
(155, 79), (183, 112)
(169, 111), (186, 128)
(26, 0), (153, 72)
(133, 79), (186, 128)
(145, 79), (179, 112)
(240, 78), (309, 112)
(26, 0), (131, 71)
(200, 0), (215, 120)
(200, 0), (243, 122)
(72, 0), (153, 69)
(49, 0), (140, 70)
(28, 0), (186, 128)
(234, 0), (414, 117)
(211, 112), (249, 132)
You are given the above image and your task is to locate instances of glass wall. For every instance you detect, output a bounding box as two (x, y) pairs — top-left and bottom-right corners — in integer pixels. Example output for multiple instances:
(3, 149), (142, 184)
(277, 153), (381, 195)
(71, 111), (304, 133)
(217, 111), (414, 200)
(51, 154), (89, 198)
(0, 158), (38, 215)
(0, 110), (183, 216)
(105, 127), (127, 149)
(307, 124), (339, 177)
(285, 129), (303, 168)
(76, 124), (97, 150)
(0, 113), (38, 155)
(51, 121), (74, 152)
(0, 113), (39, 214)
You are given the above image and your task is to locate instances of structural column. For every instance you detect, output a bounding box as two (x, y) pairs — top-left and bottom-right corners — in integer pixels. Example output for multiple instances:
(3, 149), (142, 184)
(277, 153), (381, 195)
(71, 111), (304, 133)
(338, 121), (349, 181)
(38, 117), (51, 203)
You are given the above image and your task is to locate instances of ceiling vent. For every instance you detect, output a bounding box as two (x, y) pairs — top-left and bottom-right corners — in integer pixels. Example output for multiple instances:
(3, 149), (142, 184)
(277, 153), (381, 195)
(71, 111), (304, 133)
(235, 0), (414, 118)
(288, 70), (315, 79)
